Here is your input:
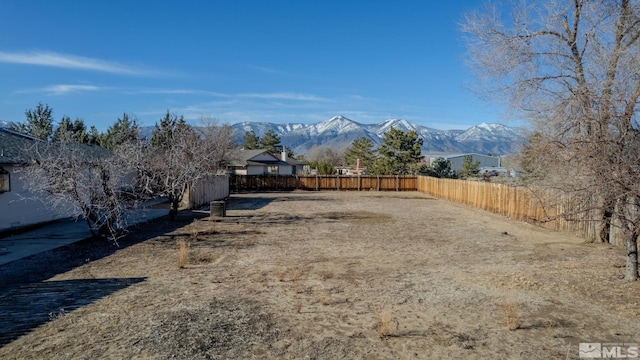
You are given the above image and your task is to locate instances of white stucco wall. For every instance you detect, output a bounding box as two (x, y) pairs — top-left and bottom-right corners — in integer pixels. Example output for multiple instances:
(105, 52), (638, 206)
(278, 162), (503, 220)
(0, 165), (70, 231)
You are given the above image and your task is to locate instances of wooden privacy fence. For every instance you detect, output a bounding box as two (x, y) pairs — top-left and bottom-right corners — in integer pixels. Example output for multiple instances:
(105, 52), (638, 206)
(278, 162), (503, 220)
(181, 175), (230, 209)
(416, 176), (609, 244)
(231, 175), (417, 192)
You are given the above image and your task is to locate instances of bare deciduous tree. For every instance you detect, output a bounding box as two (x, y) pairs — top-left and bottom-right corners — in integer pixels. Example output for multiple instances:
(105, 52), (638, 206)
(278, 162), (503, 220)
(306, 145), (346, 167)
(462, 0), (640, 280)
(19, 141), (137, 242)
(138, 112), (236, 220)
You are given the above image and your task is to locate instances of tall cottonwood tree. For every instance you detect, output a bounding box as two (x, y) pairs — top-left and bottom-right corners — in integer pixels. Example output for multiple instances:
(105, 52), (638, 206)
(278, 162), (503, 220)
(462, 0), (640, 280)
(140, 112), (235, 220)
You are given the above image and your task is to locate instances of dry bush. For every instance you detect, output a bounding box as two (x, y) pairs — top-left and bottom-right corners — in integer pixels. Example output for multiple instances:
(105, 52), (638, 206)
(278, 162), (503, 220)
(317, 290), (330, 305)
(189, 229), (199, 242)
(291, 267), (305, 282)
(253, 271), (267, 283)
(318, 270), (335, 280)
(177, 239), (189, 268)
(543, 319), (556, 335)
(502, 299), (520, 331)
(375, 309), (398, 338)
(275, 266), (307, 283)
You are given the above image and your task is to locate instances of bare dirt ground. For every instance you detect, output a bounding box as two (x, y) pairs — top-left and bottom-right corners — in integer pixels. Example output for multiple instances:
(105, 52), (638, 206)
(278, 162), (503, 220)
(1, 191), (639, 359)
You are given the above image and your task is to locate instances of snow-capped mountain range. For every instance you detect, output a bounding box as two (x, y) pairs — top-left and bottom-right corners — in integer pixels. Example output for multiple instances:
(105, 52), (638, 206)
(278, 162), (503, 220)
(1, 116), (527, 155)
(231, 115), (527, 155)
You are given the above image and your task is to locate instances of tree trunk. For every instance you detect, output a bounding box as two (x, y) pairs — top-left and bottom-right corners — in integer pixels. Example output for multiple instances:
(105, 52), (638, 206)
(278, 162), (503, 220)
(624, 229), (639, 281)
(618, 197), (640, 281)
(169, 197), (179, 221)
(598, 205), (614, 243)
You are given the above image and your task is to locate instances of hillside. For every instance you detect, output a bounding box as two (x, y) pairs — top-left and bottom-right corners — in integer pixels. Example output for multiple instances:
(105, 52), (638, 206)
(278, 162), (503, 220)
(1, 116), (528, 156)
(230, 115), (527, 155)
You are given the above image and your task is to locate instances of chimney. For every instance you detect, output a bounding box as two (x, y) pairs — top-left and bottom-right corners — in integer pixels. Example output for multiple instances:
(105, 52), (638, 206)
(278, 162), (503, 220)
(281, 146), (288, 162)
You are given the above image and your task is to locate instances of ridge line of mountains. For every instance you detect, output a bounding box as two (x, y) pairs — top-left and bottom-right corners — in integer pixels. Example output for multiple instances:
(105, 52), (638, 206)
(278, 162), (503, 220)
(230, 115), (527, 155)
(1, 115), (528, 155)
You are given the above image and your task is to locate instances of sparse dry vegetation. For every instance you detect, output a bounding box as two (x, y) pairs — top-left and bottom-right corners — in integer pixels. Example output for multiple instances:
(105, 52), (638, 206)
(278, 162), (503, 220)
(376, 309), (398, 338)
(1, 192), (639, 359)
(177, 239), (189, 268)
(502, 298), (520, 331)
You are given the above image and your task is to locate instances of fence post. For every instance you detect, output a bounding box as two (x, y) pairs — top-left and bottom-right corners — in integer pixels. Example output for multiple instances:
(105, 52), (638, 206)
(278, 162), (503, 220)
(358, 174), (361, 191)
(316, 175), (319, 191)
(337, 175), (340, 191)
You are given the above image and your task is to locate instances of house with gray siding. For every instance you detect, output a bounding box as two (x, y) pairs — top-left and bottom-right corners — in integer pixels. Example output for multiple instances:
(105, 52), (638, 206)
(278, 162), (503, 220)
(230, 149), (308, 175)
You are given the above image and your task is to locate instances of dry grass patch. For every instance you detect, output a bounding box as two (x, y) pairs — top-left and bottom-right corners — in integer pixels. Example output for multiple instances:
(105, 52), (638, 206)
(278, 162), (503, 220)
(501, 295), (521, 331)
(3, 192), (639, 360)
(177, 239), (189, 268)
(375, 309), (398, 338)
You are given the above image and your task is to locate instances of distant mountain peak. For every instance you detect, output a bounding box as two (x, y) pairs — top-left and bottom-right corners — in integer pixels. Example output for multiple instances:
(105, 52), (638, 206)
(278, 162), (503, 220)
(227, 116), (526, 155)
(326, 115), (352, 122)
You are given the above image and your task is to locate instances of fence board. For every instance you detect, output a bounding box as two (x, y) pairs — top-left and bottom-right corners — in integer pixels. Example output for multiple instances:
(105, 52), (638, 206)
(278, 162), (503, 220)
(415, 176), (616, 245)
(231, 174), (622, 245)
(181, 175), (230, 209)
(231, 175), (417, 192)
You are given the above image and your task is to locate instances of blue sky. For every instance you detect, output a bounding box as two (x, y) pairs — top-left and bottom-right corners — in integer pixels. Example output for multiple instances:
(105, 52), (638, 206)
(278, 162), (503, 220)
(0, 0), (502, 132)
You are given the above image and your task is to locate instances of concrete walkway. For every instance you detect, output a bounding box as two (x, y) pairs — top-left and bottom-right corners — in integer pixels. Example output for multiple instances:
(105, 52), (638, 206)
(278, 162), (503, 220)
(0, 206), (167, 266)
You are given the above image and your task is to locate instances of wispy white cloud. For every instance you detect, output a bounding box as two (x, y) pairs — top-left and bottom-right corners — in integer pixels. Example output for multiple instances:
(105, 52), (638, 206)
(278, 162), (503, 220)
(43, 84), (102, 95)
(15, 84), (104, 96)
(0, 50), (155, 76)
(238, 92), (329, 101)
(246, 65), (288, 75)
(131, 88), (229, 97)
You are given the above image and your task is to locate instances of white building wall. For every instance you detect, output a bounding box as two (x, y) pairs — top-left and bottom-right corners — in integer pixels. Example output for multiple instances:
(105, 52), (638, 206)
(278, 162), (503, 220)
(0, 165), (70, 231)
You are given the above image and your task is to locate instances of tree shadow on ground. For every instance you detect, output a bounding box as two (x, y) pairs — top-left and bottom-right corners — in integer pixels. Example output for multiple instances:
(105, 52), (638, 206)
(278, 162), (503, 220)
(225, 193), (333, 211)
(0, 212), (204, 289)
(0, 210), (207, 347)
(225, 196), (275, 211)
(0, 277), (146, 346)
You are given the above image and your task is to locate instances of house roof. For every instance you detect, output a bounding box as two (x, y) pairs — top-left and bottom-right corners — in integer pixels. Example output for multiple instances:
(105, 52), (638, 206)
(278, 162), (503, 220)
(246, 160), (291, 166)
(0, 128), (112, 166)
(230, 149), (310, 168)
(234, 149), (276, 162)
(0, 128), (41, 165)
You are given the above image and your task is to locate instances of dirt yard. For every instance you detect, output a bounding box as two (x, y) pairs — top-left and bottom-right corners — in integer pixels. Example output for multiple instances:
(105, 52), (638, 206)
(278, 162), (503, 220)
(1, 191), (639, 359)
